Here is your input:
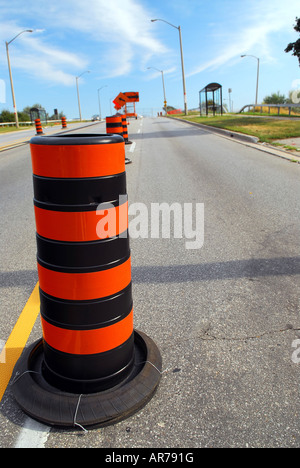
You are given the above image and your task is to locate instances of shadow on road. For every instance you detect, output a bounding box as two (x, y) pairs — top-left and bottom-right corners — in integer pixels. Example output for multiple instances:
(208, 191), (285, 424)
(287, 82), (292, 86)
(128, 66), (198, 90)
(0, 270), (37, 289)
(132, 256), (300, 283)
(1, 257), (299, 289)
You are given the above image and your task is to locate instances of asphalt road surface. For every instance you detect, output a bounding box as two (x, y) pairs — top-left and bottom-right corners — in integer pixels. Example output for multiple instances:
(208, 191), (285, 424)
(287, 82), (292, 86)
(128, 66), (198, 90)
(0, 117), (299, 448)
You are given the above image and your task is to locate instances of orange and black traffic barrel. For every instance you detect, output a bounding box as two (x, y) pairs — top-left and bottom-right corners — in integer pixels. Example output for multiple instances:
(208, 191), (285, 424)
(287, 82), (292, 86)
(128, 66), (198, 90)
(32, 134), (131, 393)
(106, 115), (123, 138)
(12, 133), (161, 428)
(121, 115), (132, 145)
(106, 115), (132, 164)
(61, 116), (67, 128)
(35, 118), (44, 135)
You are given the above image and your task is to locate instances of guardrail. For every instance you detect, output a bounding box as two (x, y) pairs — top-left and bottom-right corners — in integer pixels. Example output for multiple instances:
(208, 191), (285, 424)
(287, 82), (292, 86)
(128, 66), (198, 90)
(0, 120), (63, 127)
(238, 103), (300, 116)
(0, 119), (95, 128)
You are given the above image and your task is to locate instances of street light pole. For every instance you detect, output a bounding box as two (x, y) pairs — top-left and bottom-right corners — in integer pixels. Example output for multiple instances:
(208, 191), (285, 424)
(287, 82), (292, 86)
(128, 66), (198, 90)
(76, 70), (90, 121)
(241, 54), (260, 107)
(178, 25), (187, 115)
(151, 19), (188, 115)
(97, 85), (107, 121)
(147, 67), (167, 111)
(255, 57), (260, 107)
(5, 29), (33, 128)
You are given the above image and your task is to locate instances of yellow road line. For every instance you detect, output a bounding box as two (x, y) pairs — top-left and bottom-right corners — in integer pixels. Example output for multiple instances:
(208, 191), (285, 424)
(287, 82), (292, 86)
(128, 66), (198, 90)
(0, 283), (40, 402)
(0, 138), (29, 152)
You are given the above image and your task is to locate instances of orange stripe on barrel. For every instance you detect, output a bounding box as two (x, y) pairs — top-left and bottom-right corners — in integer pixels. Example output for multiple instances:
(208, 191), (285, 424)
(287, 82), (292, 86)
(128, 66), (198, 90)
(37, 256), (131, 300)
(41, 309), (134, 355)
(30, 142), (125, 178)
(34, 201), (128, 242)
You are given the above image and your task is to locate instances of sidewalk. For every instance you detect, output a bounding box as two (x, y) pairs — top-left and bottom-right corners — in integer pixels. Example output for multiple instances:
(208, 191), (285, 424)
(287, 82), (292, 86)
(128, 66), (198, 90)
(275, 137), (300, 151)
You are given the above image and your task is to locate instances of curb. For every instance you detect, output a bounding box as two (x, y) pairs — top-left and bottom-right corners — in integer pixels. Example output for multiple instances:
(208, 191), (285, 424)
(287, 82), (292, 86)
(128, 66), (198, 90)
(167, 115), (259, 143)
(166, 116), (300, 164)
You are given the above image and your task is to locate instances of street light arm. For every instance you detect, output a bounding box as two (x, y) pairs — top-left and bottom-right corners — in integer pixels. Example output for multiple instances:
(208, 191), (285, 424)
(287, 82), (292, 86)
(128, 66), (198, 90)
(241, 54), (259, 62)
(7, 29), (33, 45)
(151, 19), (179, 30)
(77, 70), (91, 80)
(147, 66), (162, 73)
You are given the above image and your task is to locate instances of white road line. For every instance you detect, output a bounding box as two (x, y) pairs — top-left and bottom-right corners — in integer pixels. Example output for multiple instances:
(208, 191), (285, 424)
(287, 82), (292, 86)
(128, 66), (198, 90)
(15, 417), (51, 448)
(129, 141), (136, 153)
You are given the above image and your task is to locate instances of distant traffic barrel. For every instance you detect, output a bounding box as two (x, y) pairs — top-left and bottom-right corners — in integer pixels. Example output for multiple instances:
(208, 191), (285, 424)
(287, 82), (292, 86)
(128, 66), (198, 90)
(61, 116), (67, 129)
(121, 115), (128, 143)
(12, 133), (162, 428)
(106, 115), (124, 138)
(35, 118), (44, 135)
(121, 115), (132, 145)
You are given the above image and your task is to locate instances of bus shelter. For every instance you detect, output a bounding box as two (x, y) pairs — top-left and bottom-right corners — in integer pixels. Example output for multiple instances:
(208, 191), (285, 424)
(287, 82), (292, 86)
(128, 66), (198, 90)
(30, 107), (47, 124)
(199, 83), (223, 116)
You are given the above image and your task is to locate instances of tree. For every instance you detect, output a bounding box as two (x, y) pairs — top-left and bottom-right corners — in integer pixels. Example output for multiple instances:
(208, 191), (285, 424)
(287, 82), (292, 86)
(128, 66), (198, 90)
(22, 103), (44, 117)
(285, 17), (300, 66)
(18, 111), (30, 122)
(0, 108), (39, 123)
(263, 91), (287, 104)
(0, 109), (15, 122)
(165, 105), (176, 112)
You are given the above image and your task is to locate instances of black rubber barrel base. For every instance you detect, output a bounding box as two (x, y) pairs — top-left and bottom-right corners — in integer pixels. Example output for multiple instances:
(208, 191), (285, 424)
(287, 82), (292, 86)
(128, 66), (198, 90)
(12, 330), (162, 429)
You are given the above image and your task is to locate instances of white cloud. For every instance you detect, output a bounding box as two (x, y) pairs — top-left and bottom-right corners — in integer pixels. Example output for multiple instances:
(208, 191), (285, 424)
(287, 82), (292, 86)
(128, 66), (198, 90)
(0, 0), (168, 85)
(0, 23), (88, 86)
(47, 0), (167, 53)
(187, 0), (300, 77)
(56, 0), (169, 77)
(17, 35), (89, 85)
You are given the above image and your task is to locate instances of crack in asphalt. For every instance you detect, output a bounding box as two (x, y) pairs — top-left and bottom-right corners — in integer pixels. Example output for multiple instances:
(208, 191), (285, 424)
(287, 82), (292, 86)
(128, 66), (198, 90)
(198, 323), (300, 342)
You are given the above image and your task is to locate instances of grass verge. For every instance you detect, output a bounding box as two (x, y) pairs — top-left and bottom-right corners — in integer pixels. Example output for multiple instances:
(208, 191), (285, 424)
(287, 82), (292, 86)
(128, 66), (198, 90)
(0, 125), (33, 134)
(171, 114), (300, 144)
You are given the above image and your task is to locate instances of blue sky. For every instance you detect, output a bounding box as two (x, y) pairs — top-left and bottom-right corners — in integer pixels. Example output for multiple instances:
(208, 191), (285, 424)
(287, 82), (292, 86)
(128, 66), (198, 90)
(0, 0), (299, 119)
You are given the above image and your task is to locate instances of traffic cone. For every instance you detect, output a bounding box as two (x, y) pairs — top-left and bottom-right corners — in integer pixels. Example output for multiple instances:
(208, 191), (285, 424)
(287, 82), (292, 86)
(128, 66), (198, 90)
(12, 133), (161, 428)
